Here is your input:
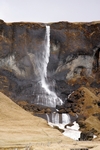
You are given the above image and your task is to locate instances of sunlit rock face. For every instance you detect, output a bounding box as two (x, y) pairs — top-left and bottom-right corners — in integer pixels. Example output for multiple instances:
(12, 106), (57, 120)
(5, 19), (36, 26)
(0, 20), (100, 106)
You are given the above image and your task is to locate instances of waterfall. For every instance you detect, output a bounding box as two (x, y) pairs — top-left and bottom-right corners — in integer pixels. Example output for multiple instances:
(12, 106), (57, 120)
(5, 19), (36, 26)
(52, 112), (59, 124)
(35, 25), (63, 108)
(46, 112), (71, 125)
(34, 26), (80, 141)
(62, 113), (71, 125)
(46, 113), (50, 123)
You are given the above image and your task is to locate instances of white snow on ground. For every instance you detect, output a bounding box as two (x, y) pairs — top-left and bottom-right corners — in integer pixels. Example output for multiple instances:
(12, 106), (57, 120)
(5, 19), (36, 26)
(63, 128), (81, 140)
(67, 121), (80, 130)
(63, 121), (81, 140)
(48, 121), (81, 140)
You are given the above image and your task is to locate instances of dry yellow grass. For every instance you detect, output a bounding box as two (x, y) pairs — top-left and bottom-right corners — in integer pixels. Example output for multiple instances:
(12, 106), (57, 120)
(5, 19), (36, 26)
(0, 92), (100, 150)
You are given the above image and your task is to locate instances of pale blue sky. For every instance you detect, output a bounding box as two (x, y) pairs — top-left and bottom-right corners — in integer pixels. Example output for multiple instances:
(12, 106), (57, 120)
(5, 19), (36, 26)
(0, 0), (100, 23)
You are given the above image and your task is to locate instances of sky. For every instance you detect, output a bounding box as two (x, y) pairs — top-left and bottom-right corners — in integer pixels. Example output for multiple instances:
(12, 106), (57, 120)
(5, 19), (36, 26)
(0, 0), (100, 23)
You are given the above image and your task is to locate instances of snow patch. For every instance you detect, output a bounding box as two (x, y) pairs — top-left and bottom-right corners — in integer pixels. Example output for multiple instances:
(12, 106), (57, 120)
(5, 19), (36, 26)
(47, 121), (81, 140)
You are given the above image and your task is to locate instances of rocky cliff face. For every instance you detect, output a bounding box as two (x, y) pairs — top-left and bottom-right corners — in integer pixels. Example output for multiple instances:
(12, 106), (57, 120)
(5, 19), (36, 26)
(0, 20), (100, 137)
(0, 20), (46, 101)
(49, 22), (100, 96)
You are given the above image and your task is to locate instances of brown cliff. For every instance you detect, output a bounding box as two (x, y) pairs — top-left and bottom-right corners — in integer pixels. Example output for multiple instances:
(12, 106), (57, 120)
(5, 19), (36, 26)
(0, 20), (100, 137)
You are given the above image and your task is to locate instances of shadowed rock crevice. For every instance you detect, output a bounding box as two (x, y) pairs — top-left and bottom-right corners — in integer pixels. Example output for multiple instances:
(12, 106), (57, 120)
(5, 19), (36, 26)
(93, 46), (100, 71)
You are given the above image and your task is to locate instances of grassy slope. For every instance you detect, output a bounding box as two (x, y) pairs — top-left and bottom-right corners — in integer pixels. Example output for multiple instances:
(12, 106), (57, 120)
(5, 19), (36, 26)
(0, 92), (72, 148)
(0, 92), (100, 150)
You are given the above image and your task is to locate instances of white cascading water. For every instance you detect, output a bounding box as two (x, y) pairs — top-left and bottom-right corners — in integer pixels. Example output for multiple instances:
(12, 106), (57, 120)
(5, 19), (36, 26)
(46, 112), (71, 125)
(35, 26), (81, 140)
(62, 113), (71, 125)
(41, 25), (51, 94)
(36, 25), (63, 107)
(52, 112), (59, 124)
(46, 112), (81, 140)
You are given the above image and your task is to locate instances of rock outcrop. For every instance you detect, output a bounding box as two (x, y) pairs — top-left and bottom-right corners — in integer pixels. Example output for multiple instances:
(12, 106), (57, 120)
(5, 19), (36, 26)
(0, 19), (46, 101)
(49, 22), (100, 97)
(57, 87), (100, 137)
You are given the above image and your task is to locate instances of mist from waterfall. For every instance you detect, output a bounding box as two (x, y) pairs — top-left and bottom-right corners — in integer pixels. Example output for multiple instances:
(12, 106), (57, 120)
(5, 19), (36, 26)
(35, 25), (63, 107)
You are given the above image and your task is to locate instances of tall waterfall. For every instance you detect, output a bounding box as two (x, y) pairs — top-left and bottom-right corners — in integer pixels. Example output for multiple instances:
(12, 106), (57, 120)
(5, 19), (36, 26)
(41, 26), (51, 94)
(35, 26), (63, 107)
(34, 26), (80, 141)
